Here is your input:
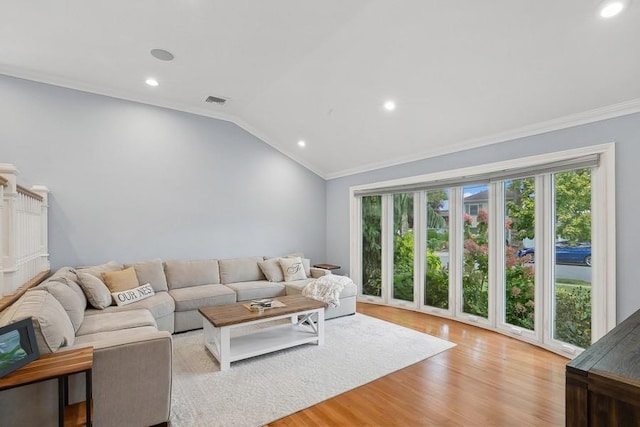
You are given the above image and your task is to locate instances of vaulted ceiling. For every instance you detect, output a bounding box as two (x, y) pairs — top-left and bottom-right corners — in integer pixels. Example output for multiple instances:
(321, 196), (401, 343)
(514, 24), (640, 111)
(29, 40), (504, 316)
(2, 1), (639, 178)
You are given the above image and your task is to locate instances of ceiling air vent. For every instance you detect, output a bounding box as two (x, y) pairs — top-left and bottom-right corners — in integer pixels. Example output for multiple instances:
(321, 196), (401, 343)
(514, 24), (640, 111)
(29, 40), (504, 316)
(205, 95), (228, 105)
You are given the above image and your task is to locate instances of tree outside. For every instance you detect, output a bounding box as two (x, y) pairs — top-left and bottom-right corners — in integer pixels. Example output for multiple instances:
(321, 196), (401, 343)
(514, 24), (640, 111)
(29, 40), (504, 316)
(362, 195), (382, 297)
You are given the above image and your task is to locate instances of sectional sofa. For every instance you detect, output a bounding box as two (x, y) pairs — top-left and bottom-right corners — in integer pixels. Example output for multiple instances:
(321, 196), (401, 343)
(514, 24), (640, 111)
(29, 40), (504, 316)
(0, 255), (357, 427)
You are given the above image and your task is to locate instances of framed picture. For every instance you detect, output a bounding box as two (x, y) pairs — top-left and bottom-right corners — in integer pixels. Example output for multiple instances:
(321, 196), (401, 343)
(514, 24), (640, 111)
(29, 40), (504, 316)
(0, 317), (39, 378)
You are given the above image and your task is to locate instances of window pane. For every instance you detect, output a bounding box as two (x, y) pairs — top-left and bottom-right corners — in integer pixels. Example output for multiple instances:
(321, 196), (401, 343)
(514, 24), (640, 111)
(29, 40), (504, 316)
(393, 193), (414, 301)
(462, 185), (489, 318)
(425, 189), (449, 309)
(504, 179), (536, 330)
(362, 195), (382, 297)
(553, 169), (592, 348)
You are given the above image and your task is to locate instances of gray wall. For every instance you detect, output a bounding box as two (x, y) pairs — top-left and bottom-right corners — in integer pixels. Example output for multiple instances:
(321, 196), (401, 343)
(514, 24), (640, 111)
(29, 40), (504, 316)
(0, 75), (326, 268)
(326, 113), (640, 322)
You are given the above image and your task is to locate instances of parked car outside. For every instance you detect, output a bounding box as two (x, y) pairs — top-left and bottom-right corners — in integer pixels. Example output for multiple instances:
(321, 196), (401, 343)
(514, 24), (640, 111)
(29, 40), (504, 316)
(517, 243), (592, 266)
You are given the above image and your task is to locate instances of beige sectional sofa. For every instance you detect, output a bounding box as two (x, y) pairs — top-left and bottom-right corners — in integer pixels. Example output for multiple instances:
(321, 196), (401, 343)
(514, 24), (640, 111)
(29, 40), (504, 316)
(0, 255), (356, 427)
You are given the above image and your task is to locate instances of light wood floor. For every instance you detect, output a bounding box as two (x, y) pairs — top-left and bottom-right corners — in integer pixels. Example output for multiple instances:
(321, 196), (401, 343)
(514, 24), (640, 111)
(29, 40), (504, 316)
(267, 302), (568, 427)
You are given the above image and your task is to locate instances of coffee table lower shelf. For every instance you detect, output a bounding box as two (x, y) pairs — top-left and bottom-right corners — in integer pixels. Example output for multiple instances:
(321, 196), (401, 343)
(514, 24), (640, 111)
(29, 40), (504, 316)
(202, 308), (324, 371)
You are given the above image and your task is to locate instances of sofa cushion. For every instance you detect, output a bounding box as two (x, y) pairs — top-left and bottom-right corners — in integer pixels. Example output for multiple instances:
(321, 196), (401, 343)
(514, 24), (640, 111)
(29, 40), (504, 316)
(124, 258), (169, 292)
(76, 261), (123, 278)
(48, 267), (88, 308)
(219, 256), (265, 284)
(258, 258), (284, 282)
(165, 259), (220, 289)
(49, 266), (79, 283)
(0, 289), (75, 354)
(77, 271), (113, 309)
(112, 283), (155, 307)
(101, 267), (140, 293)
(224, 281), (285, 301)
(169, 285), (236, 311)
(283, 278), (316, 295)
(85, 291), (175, 319)
(73, 325), (161, 349)
(279, 257), (307, 281)
(76, 309), (157, 336)
(38, 280), (85, 332)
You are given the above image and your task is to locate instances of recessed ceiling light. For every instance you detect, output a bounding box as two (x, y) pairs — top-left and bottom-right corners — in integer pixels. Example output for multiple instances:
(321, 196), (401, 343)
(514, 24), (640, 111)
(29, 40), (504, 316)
(298, 140), (306, 148)
(150, 49), (174, 61)
(599, 0), (628, 18)
(384, 100), (396, 111)
(145, 78), (159, 87)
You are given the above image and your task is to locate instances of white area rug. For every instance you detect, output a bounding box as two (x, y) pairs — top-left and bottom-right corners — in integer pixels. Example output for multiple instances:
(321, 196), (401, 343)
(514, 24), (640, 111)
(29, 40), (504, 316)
(170, 313), (455, 427)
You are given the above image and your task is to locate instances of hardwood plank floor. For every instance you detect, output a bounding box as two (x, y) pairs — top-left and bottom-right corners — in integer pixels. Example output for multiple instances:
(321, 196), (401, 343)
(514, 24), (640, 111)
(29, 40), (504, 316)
(266, 303), (568, 426)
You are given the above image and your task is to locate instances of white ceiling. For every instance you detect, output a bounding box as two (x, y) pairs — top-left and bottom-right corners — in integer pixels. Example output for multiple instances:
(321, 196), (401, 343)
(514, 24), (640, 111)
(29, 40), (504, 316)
(2, 1), (640, 179)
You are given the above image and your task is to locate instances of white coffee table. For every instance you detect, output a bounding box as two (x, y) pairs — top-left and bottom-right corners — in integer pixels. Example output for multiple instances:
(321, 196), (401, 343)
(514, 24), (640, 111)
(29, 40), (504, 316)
(199, 295), (326, 371)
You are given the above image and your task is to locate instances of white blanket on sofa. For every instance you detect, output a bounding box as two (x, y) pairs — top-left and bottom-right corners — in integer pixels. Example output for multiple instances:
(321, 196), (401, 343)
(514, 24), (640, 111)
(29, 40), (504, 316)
(302, 274), (351, 308)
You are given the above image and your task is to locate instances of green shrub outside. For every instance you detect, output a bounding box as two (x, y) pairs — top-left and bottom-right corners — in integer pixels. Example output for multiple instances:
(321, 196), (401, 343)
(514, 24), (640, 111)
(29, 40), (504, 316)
(555, 286), (591, 348)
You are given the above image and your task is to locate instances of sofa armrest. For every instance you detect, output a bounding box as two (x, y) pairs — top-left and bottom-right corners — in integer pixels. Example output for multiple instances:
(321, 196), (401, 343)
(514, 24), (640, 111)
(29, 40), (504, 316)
(310, 267), (331, 278)
(70, 330), (172, 427)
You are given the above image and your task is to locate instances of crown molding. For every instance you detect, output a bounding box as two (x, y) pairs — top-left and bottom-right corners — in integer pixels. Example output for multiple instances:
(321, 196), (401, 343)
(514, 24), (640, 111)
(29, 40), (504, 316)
(325, 99), (640, 180)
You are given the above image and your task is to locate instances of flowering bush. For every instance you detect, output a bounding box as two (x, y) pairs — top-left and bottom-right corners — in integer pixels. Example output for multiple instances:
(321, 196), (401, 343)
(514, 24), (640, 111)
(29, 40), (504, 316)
(463, 209), (535, 326)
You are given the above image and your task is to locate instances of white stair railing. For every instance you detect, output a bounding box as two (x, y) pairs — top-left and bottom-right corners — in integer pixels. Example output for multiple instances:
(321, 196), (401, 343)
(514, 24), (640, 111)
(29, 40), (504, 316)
(0, 164), (49, 297)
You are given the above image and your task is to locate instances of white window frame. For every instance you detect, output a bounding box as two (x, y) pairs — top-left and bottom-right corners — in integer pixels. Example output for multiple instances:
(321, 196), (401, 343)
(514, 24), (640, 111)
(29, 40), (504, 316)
(350, 143), (616, 357)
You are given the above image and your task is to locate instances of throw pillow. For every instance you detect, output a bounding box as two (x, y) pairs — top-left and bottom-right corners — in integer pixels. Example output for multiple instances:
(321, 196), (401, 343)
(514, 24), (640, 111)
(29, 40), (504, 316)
(302, 258), (311, 277)
(47, 267), (88, 308)
(284, 254), (311, 277)
(279, 257), (307, 281)
(77, 271), (113, 309)
(38, 280), (85, 332)
(124, 258), (168, 292)
(111, 283), (155, 307)
(258, 258), (285, 282)
(101, 267), (140, 293)
(0, 289), (75, 354)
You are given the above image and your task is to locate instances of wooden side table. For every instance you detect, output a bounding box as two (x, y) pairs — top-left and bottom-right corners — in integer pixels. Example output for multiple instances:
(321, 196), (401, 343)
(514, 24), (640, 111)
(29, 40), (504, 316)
(0, 346), (94, 426)
(313, 263), (341, 271)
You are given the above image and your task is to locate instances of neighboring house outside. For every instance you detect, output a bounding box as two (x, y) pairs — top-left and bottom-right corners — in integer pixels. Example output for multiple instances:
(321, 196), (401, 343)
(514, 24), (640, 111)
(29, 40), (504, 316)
(463, 189), (489, 227)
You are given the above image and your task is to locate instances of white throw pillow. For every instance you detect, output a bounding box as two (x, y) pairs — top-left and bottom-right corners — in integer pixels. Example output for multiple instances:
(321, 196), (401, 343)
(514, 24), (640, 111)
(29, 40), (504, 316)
(279, 257), (307, 281)
(112, 283), (155, 306)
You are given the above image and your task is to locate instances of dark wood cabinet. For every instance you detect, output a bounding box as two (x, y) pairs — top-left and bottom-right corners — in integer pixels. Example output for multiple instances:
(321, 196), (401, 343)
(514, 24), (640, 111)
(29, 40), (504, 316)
(566, 308), (640, 426)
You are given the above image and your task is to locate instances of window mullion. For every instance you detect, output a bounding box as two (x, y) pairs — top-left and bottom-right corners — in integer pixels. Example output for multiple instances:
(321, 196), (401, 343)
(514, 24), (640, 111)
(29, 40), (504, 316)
(540, 174), (554, 347)
(382, 194), (393, 304)
(450, 187), (463, 318)
(489, 182), (503, 329)
(416, 192), (426, 308)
